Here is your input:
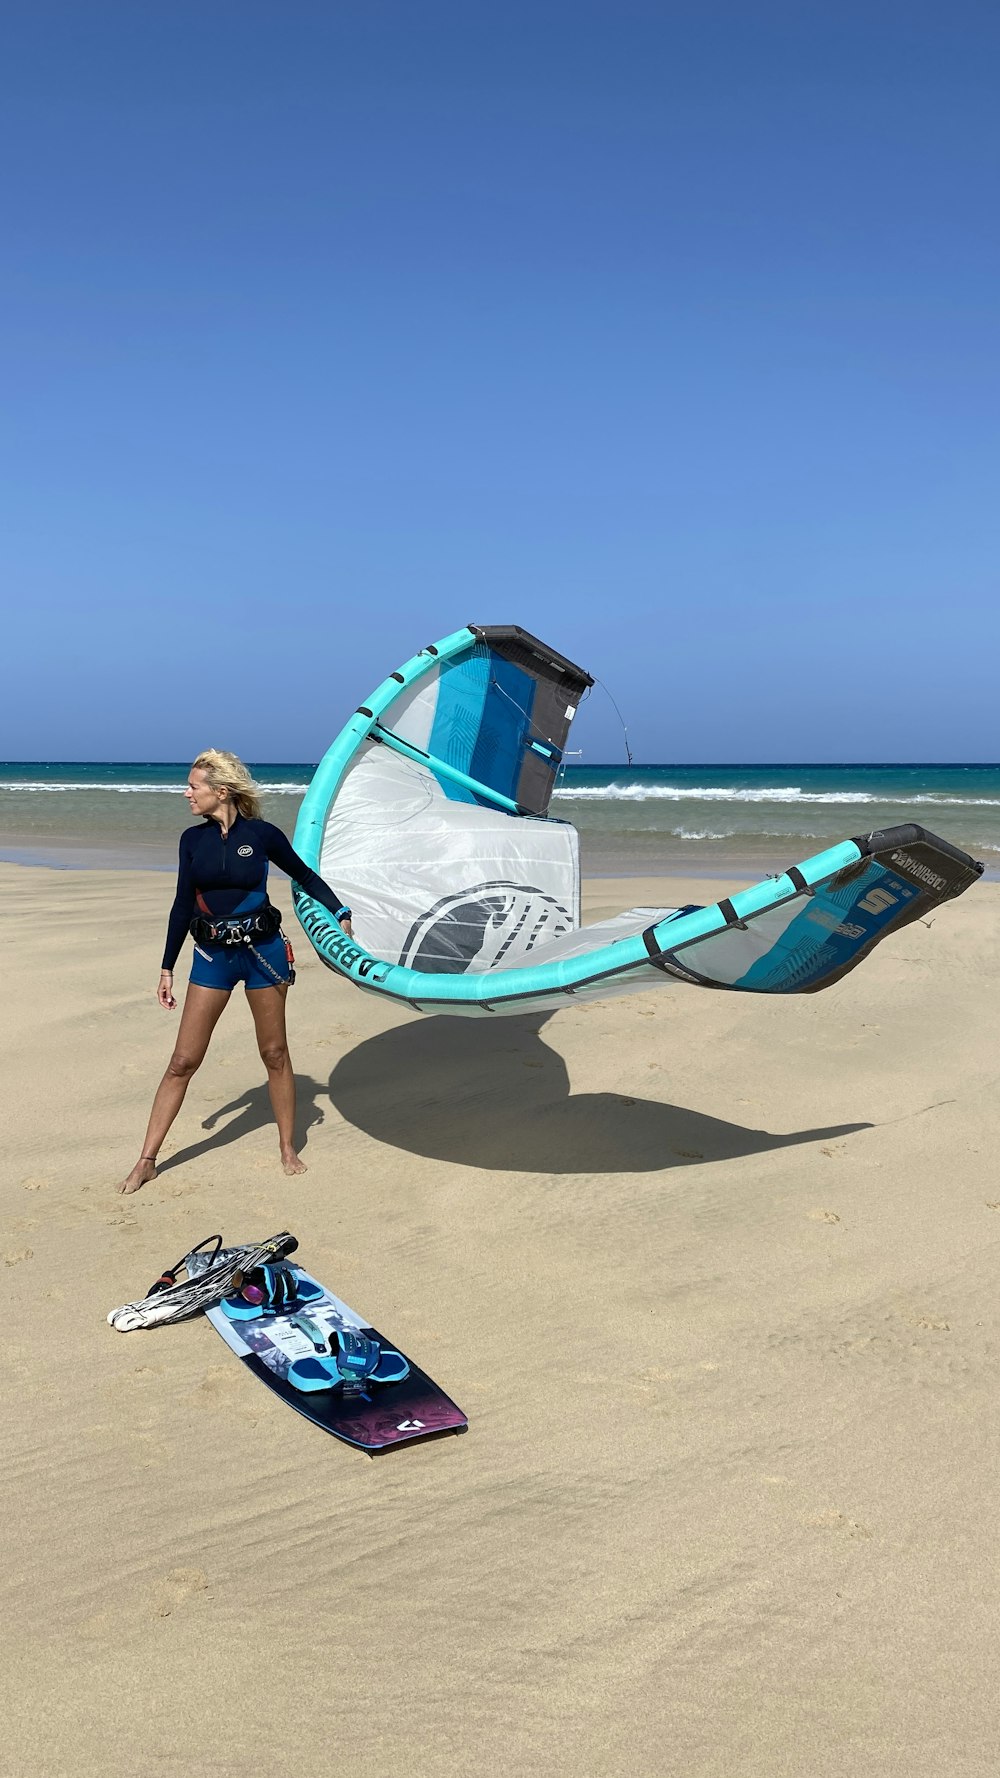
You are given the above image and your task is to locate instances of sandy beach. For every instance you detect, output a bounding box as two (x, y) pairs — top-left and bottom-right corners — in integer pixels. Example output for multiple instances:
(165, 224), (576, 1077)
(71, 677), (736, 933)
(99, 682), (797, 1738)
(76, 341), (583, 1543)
(4, 859), (1000, 1777)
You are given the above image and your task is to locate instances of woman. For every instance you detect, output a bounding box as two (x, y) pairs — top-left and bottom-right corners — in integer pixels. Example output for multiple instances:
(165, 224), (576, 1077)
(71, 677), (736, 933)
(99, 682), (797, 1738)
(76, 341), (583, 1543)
(117, 750), (352, 1194)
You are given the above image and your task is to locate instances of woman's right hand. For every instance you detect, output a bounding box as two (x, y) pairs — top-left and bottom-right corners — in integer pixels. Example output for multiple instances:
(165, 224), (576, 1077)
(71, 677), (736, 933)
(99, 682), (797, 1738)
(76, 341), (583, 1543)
(158, 970), (177, 1011)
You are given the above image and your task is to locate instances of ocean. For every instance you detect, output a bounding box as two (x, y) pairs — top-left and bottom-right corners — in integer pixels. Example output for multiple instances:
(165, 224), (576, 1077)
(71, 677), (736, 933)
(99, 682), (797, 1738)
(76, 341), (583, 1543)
(1, 761), (999, 878)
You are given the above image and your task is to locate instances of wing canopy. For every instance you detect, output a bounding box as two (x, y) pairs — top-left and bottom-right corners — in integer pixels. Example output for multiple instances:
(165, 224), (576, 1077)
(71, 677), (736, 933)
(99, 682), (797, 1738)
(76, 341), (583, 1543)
(293, 629), (983, 1014)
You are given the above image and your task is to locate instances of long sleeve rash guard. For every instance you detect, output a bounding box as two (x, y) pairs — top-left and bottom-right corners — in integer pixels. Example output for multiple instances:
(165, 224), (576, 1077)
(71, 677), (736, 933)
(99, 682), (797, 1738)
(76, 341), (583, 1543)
(162, 814), (347, 970)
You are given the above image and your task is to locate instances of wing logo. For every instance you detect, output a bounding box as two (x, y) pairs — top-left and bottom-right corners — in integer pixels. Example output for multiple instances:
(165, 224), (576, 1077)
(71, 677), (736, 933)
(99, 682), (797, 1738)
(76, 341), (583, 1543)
(399, 881), (573, 974)
(889, 851), (946, 893)
(396, 1419), (425, 1431)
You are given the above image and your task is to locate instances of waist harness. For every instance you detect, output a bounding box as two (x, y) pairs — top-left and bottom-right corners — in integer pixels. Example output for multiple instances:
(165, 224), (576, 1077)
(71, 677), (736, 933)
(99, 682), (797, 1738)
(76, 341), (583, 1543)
(189, 904), (283, 948)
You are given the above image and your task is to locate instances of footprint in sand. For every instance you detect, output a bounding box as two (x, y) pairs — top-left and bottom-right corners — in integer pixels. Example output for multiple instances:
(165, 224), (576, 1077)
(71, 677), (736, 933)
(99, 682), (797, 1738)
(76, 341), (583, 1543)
(154, 1567), (210, 1618)
(4, 1248), (33, 1267)
(197, 1365), (242, 1402)
(21, 1176), (48, 1192)
(808, 1209), (841, 1223)
(135, 1430), (173, 1469)
(802, 1509), (872, 1540)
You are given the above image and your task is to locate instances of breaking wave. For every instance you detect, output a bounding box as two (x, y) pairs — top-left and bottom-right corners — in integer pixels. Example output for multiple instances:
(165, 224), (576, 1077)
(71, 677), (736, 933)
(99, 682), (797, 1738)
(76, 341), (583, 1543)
(553, 783), (1000, 807)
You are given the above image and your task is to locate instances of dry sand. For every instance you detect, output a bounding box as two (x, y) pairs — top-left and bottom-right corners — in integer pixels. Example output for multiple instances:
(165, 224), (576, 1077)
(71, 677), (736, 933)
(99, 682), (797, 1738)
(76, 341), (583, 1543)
(3, 861), (1000, 1776)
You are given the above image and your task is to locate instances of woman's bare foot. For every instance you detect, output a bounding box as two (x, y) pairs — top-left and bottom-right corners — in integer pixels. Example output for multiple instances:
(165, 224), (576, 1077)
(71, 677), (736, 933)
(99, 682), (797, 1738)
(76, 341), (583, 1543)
(281, 1147), (307, 1177)
(117, 1156), (158, 1194)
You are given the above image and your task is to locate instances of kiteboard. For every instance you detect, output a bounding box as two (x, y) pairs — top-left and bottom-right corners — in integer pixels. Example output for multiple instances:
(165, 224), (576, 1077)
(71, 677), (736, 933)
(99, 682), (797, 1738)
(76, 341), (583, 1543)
(186, 1249), (467, 1454)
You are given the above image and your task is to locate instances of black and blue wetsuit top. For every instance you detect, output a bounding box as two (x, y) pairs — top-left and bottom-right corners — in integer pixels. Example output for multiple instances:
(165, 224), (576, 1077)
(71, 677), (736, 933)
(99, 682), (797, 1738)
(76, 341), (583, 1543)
(162, 814), (347, 971)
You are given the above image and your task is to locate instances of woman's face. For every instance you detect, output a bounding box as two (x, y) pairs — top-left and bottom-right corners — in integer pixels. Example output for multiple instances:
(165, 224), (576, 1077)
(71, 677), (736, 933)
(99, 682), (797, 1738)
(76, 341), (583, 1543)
(185, 768), (227, 817)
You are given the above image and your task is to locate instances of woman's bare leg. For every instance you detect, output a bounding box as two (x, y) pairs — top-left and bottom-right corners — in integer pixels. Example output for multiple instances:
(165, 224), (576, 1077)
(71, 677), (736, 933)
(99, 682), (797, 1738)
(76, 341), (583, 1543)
(246, 984), (305, 1175)
(117, 985), (232, 1192)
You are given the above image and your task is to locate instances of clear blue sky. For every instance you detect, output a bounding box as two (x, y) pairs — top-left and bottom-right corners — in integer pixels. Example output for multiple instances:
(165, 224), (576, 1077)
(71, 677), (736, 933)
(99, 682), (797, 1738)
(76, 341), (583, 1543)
(2, 1), (998, 763)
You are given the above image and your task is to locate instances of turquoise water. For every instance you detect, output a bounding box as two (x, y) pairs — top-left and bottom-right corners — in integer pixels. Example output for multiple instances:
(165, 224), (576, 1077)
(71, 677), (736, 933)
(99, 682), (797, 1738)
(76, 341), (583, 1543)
(1, 761), (998, 875)
(550, 763), (1000, 870)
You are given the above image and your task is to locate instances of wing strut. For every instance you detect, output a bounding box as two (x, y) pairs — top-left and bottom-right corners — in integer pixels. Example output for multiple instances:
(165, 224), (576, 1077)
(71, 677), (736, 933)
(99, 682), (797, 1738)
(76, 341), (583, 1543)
(371, 723), (531, 816)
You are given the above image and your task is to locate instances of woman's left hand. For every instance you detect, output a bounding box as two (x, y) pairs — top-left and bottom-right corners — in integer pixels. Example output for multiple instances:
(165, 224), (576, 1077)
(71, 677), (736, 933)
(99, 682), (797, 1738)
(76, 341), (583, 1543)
(339, 916), (353, 938)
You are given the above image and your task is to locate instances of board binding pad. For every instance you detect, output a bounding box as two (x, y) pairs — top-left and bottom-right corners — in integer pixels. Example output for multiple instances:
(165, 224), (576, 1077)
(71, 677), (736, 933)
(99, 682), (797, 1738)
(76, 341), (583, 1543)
(186, 1248), (467, 1454)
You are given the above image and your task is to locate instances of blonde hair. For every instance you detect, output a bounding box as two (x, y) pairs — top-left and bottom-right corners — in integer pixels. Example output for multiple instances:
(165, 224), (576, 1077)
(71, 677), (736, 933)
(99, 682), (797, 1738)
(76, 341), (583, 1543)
(191, 750), (262, 820)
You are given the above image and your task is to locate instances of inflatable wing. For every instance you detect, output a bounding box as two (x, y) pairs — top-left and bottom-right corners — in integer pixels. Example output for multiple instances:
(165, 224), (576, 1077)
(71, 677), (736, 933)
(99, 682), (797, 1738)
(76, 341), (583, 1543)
(291, 625), (982, 1015)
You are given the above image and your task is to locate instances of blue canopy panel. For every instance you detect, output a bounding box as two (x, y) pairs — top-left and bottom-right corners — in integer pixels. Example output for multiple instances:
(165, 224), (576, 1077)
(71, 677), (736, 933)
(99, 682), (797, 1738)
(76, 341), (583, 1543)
(292, 626), (982, 1015)
(377, 625), (593, 817)
(645, 832), (982, 994)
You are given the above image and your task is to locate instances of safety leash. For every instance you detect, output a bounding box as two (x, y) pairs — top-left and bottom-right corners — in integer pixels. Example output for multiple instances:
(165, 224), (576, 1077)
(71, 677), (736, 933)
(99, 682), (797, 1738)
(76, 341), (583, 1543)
(242, 930), (296, 988)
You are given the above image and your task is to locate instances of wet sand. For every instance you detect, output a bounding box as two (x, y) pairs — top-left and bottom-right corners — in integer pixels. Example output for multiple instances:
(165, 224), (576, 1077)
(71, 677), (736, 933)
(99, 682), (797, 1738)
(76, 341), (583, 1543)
(3, 861), (999, 1776)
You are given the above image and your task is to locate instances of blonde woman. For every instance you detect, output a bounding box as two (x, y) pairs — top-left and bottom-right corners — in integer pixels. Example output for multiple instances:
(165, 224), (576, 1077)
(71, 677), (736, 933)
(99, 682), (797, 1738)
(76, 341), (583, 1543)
(117, 750), (352, 1194)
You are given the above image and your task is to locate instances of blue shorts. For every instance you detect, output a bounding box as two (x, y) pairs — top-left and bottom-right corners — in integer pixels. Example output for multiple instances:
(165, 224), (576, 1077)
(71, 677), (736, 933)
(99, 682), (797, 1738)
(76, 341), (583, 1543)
(189, 932), (293, 992)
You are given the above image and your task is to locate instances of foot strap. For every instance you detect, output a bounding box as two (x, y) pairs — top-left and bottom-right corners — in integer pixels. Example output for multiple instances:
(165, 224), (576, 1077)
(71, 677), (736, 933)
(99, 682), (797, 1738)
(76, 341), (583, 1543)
(287, 1332), (410, 1394)
(219, 1262), (323, 1322)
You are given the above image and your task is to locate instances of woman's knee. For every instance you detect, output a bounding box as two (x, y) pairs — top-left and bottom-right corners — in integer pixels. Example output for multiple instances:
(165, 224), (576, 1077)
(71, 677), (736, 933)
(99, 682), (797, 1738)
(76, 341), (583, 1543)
(167, 1049), (202, 1080)
(259, 1042), (289, 1074)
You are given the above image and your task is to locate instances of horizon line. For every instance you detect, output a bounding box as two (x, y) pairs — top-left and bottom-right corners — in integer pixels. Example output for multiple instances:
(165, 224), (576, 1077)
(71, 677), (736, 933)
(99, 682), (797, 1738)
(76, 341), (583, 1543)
(3, 758), (1000, 772)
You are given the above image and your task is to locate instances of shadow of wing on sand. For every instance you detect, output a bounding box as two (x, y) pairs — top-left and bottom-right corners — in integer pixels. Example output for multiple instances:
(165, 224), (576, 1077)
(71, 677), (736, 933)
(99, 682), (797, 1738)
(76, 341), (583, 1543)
(328, 1014), (871, 1174)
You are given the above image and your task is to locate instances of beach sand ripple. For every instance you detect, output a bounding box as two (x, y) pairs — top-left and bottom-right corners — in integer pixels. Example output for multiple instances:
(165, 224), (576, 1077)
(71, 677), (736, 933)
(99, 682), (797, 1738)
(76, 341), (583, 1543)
(3, 866), (999, 1776)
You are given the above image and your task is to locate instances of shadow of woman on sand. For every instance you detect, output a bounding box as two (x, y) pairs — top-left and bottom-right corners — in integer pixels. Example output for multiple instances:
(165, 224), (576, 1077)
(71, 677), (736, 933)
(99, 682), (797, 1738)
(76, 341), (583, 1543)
(151, 1074), (328, 1174)
(326, 1013), (870, 1174)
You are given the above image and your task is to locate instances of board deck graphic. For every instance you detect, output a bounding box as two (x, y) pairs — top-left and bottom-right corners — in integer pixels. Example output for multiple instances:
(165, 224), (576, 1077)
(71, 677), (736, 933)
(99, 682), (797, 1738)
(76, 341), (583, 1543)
(188, 1255), (467, 1454)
